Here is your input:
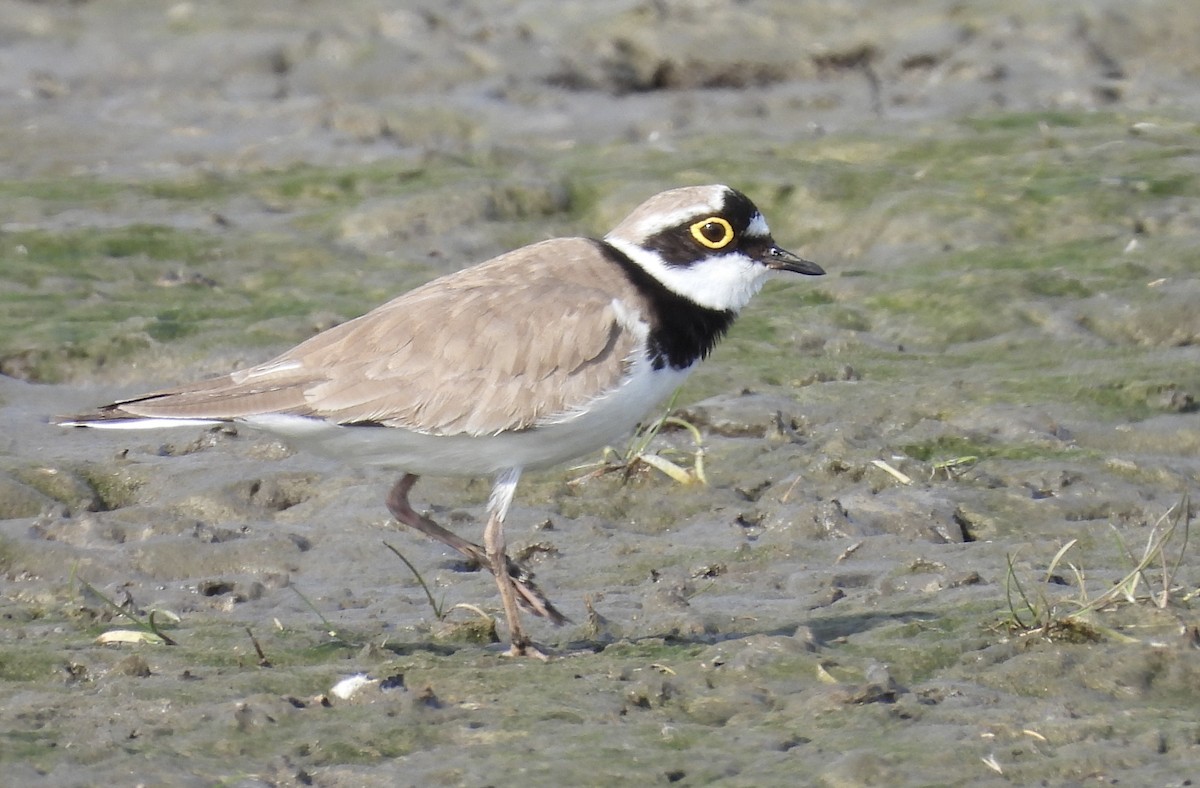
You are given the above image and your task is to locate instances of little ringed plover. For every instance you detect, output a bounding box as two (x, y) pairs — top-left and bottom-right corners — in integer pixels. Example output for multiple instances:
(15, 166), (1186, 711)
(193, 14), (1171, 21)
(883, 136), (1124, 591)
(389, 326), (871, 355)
(58, 184), (825, 657)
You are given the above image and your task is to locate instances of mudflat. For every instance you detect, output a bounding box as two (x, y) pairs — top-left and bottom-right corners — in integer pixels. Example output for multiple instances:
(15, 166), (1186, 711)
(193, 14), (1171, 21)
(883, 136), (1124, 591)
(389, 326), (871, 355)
(2, 1), (1199, 785)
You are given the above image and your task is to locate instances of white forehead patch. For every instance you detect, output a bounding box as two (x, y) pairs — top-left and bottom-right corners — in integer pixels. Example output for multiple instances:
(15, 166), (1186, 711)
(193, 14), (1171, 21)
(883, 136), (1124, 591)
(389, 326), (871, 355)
(747, 212), (770, 238)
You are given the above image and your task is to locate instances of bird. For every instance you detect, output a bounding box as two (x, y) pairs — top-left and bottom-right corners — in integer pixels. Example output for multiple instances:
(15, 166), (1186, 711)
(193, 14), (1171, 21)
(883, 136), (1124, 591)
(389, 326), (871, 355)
(57, 184), (825, 657)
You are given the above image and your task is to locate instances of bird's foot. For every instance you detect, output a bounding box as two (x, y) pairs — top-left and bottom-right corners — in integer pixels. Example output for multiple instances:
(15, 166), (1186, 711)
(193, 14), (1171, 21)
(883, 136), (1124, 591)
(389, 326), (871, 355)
(507, 563), (570, 626)
(502, 638), (552, 661)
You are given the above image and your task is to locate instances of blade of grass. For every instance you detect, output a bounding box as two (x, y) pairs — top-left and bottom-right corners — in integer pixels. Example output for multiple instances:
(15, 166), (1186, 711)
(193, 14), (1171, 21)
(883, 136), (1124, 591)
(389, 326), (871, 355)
(1005, 551), (1040, 630)
(383, 540), (445, 621)
(290, 585), (339, 638)
(71, 563), (178, 645)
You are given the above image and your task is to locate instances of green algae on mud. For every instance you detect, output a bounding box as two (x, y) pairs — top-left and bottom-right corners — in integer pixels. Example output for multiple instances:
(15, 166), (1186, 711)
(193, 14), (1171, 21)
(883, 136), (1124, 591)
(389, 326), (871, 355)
(3, 4), (1200, 777)
(4, 108), (1195, 392)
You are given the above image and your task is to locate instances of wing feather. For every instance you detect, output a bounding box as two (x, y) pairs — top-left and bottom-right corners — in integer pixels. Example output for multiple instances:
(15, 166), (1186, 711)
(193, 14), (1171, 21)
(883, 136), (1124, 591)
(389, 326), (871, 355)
(77, 239), (645, 437)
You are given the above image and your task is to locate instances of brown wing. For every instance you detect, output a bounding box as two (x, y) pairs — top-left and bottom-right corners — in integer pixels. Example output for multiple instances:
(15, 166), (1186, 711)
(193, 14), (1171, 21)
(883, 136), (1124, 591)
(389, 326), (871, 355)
(94, 239), (643, 436)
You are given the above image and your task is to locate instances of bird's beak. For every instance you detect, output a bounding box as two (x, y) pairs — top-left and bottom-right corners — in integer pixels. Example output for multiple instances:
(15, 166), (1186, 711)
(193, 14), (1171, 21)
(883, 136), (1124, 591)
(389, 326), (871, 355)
(764, 245), (825, 276)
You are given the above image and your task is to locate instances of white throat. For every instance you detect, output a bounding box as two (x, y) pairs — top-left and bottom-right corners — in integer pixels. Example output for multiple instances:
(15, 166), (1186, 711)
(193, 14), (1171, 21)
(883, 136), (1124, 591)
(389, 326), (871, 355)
(604, 236), (769, 313)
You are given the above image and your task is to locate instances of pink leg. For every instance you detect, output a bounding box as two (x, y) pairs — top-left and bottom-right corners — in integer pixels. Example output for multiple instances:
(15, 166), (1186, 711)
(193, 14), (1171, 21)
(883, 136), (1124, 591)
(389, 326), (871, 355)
(483, 505), (542, 657)
(385, 474), (567, 633)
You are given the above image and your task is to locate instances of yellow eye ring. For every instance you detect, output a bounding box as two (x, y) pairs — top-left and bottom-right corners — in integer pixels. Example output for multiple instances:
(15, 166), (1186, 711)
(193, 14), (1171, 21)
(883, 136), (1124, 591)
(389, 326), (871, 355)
(689, 217), (734, 249)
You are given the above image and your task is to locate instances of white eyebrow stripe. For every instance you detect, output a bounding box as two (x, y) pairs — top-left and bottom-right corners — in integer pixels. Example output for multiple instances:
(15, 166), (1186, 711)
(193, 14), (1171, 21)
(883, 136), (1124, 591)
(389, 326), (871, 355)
(610, 185), (729, 240)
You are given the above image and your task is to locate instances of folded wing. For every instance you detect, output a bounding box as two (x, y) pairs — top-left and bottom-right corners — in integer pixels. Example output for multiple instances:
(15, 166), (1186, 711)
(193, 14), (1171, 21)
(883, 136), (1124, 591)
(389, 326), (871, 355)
(64, 240), (642, 437)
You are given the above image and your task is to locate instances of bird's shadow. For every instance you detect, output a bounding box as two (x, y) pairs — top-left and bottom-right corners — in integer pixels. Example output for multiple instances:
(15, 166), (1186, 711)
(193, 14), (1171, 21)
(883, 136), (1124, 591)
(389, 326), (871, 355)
(570, 608), (941, 653)
(370, 608), (940, 660)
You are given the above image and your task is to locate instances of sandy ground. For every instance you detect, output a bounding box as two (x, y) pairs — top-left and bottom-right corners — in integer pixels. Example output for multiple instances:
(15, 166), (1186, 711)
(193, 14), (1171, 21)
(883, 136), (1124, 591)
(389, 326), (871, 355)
(2, 1), (1200, 785)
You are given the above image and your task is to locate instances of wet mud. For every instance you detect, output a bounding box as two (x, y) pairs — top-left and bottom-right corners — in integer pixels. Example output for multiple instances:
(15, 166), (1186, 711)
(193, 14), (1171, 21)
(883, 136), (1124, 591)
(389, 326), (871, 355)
(2, 1), (1200, 785)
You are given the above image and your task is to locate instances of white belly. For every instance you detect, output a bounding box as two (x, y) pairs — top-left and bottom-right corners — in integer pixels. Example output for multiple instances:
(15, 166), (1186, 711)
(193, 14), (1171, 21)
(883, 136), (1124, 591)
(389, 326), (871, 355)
(242, 361), (693, 476)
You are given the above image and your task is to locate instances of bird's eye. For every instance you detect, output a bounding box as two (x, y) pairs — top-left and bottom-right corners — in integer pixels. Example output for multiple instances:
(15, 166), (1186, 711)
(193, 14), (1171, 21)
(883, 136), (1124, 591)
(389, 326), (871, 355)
(689, 217), (734, 249)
